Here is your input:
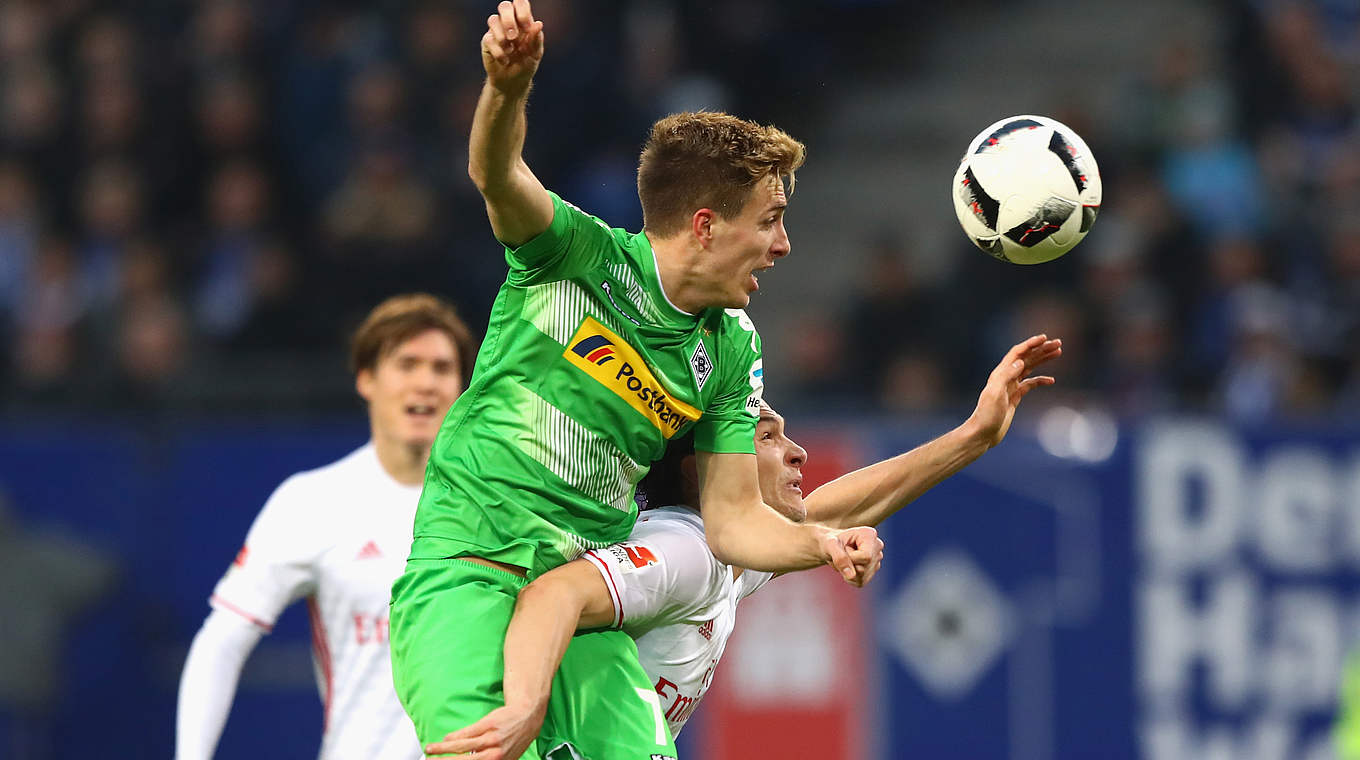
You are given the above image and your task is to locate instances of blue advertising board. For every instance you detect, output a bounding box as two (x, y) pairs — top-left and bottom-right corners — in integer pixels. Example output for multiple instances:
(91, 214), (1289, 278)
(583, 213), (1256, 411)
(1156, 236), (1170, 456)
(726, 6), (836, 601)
(870, 419), (1359, 760)
(0, 418), (1355, 759)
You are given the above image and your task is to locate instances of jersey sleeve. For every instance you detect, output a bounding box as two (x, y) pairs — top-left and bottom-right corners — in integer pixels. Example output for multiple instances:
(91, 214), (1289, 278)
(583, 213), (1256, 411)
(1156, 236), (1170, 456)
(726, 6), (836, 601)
(581, 523), (725, 631)
(210, 475), (323, 630)
(736, 570), (775, 600)
(692, 310), (763, 454)
(503, 192), (613, 285)
(176, 608), (264, 760)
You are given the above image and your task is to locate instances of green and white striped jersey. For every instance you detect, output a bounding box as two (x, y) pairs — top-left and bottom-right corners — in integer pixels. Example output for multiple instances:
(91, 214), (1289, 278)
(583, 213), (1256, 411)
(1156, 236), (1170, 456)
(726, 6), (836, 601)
(410, 192), (765, 577)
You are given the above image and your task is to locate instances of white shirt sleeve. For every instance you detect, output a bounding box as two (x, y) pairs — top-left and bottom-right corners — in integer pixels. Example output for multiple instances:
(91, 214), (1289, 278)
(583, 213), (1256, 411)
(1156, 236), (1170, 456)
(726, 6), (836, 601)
(582, 521), (726, 632)
(736, 570), (776, 600)
(175, 608), (265, 760)
(210, 475), (322, 629)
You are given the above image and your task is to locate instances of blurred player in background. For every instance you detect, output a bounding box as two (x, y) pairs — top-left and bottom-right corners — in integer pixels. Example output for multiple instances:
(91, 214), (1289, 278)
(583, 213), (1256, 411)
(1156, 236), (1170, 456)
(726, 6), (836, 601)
(388, 1), (881, 758)
(174, 293), (475, 760)
(428, 335), (1062, 758)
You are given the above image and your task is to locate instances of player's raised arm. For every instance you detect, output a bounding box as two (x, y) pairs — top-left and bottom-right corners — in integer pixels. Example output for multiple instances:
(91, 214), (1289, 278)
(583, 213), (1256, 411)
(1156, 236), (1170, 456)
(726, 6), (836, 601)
(423, 561), (614, 759)
(469, 0), (553, 247)
(697, 450), (882, 586)
(804, 335), (1062, 529)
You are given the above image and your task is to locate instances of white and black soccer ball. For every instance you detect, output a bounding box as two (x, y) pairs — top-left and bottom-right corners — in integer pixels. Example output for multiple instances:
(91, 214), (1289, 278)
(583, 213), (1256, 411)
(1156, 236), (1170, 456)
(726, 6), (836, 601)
(952, 115), (1102, 265)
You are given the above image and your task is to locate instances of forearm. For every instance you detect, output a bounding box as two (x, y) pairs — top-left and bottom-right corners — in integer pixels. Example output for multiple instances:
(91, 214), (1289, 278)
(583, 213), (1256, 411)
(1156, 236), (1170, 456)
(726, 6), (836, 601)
(501, 580), (586, 715)
(467, 79), (552, 246)
(805, 419), (991, 530)
(175, 609), (262, 760)
(468, 80), (530, 195)
(698, 450), (834, 572)
(704, 500), (833, 572)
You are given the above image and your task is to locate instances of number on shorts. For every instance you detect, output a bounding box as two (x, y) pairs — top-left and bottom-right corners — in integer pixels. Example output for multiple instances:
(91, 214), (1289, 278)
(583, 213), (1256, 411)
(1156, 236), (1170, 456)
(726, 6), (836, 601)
(634, 687), (668, 745)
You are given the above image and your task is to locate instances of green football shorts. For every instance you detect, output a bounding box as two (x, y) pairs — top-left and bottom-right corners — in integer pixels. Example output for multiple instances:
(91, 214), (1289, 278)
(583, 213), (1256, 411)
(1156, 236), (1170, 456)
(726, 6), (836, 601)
(539, 630), (677, 760)
(389, 558), (677, 760)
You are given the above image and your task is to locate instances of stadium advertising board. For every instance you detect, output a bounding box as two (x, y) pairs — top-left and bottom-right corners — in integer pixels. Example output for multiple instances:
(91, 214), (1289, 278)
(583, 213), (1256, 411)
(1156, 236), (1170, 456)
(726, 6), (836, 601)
(1, 420), (1357, 758)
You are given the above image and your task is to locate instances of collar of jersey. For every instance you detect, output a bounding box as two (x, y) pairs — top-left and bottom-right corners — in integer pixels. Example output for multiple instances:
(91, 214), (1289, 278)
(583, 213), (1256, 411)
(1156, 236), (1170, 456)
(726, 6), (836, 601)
(361, 441), (425, 495)
(637, 231), (702, 328)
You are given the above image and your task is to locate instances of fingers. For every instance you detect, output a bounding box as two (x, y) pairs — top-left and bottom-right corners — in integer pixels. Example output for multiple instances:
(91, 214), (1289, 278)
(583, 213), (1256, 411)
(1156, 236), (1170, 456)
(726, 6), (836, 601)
(822, 533), (856, 582)
(998, 336), (1062, 381)
(426, 720), (499, 757)
(846, 540), (883, 587)
(499, 1), (519, 40)
(426, 735), (500, 758)
(857, 549), (884, 586)
(525, 20), (545, 58)
(513, 0), (535, 31)
(1016, 375), (1056, 399)
(839, 528), (883, 588)
(425, 736), (488, 756)
(1006, 334), (1048, 365)
(501, 1), (541, 44)
(994, 334), (1042, 379)
(1017, 342), (1062, 380)
(843, 528), (881, 557)
(1026, 338), (1063, 367)
(485, 1), (542, 67)
(482, 27), (506, 66)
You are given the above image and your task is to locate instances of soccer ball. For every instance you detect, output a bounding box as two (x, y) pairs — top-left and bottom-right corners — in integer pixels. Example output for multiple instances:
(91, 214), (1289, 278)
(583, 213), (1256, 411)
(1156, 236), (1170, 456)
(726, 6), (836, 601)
(952, 114), (1102, 265)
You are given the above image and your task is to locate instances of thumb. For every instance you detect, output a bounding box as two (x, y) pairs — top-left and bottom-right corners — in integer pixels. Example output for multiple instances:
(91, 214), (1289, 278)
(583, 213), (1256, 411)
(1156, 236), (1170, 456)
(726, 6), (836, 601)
(529, 21), (546, 57)
(824, 533), (855, 581)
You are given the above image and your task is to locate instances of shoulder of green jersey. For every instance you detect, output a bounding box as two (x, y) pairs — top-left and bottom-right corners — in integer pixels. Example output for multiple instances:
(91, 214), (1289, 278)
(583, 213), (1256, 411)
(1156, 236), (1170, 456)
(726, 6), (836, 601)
(720, 308), (760, 353)
(745, 358), (764, 416)
(561, 197), (617, 235)
(722, 308), (756, 333)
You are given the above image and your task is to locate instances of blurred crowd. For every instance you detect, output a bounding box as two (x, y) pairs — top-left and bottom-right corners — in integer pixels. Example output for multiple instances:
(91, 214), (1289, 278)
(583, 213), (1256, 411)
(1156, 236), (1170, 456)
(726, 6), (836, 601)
(783, 0), (1360, 423)
(0, 0), (849, 414)
(0, 0), (1356, 423)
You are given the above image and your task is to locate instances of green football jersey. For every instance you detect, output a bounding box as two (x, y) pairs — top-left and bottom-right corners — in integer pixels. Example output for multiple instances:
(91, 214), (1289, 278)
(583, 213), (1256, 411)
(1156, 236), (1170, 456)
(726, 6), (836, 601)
(411, 192), (765, 577)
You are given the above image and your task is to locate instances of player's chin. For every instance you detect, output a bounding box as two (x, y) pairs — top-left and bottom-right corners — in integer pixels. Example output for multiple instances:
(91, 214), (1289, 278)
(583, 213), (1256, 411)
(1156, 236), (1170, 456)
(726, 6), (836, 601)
(401, 423), (440, 448)
(773, 498), (806, 523)
(725, 288), (752, 309)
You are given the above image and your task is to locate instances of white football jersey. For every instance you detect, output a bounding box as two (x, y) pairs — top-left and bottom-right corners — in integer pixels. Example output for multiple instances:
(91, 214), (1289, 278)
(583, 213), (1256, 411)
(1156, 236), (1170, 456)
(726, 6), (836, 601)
(211, 443), (423, 760)
(582, 507), (774, 737)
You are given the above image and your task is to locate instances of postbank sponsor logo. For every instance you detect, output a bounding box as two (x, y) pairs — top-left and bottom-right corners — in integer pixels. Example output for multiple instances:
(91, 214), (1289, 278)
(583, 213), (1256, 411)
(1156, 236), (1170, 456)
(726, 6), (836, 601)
(565, 316), (701, 438)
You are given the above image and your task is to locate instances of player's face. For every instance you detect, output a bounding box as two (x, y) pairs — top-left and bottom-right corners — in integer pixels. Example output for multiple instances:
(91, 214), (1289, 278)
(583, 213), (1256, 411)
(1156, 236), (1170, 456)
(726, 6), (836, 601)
(705, 173), (790, 308)
(754, 403), (807, 522)
(357, 328), (463, 450)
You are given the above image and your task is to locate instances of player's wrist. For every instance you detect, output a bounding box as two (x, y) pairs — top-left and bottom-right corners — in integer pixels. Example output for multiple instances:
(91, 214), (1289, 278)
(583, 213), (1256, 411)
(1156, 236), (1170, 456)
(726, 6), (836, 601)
(502, 699), (549, 734)
(959, 410), (1000, 450)
(503, 688), (549, 716)
(487, 72), (535, 98)
(812, 524), (840, 565)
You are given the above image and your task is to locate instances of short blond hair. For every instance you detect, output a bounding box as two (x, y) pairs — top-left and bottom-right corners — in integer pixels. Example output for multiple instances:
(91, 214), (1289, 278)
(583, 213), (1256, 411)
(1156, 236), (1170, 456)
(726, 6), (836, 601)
(637, 112), (806, 238)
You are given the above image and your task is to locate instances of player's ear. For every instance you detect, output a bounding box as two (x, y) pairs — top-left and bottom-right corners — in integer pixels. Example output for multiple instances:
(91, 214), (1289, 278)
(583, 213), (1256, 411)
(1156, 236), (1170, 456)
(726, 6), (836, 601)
(691, 209), (714, 247)
(355, 368), (375, 404)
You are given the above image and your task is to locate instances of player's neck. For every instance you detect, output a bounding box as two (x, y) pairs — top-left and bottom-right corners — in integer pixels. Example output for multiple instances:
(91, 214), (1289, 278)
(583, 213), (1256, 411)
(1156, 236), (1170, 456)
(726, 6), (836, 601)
(372, 436), (430, 486)
(649, 235), (708, 315)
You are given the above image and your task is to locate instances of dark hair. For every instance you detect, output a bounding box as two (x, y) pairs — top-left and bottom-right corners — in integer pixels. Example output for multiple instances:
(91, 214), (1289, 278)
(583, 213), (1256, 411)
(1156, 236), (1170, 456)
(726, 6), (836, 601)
(636, 111), (806, 238)
(349, 293), (477, 384)
(636, 431), (697, 510)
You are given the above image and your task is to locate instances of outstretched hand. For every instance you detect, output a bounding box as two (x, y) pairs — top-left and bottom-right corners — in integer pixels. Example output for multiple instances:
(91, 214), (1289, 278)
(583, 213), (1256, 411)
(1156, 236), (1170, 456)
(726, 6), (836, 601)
(481, 0), (545, 94)
(820, 525), (884, 587)
(969, 334), (1062, 448)
(424, 703), (543, 759)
